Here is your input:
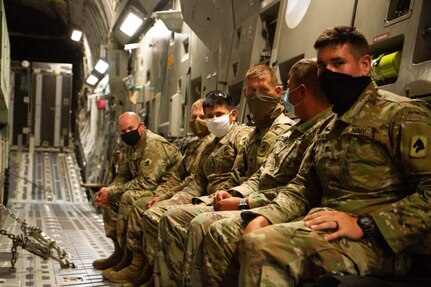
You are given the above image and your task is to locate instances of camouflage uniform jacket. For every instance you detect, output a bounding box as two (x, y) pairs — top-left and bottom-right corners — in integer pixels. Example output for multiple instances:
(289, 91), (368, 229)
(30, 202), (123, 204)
(156, 134), (215, 201)
(227, 113), (296, 187)
(108, 130), (182, 199)
(180, 122), (251, 201)
(230, 108), (334, 208)
(242, 82), (431, 254)
(195, 113), (295, 205)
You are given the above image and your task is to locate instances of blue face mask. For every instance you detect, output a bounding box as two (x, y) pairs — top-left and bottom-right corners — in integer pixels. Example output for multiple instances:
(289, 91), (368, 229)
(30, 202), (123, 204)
(282, 90), (295, 114)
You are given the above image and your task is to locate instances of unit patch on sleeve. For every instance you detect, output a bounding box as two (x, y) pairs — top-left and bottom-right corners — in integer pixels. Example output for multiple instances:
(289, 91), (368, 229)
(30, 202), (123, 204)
(410, 135), (427, 158)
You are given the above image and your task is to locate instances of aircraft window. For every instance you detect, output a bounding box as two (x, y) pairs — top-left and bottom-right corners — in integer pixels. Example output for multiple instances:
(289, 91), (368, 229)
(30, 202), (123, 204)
(284, 0), (311, 29)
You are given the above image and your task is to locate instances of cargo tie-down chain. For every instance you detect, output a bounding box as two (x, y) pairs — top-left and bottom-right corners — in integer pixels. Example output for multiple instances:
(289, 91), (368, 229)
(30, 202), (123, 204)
(0, 204), (76, 272)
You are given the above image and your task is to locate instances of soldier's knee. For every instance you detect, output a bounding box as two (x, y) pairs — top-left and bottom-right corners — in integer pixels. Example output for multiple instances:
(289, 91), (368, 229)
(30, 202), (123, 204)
(240, 231), (265, 256)
(121, 190), (134, 204)
(190, 212), (214, 232)
(206, 221), (224, 244)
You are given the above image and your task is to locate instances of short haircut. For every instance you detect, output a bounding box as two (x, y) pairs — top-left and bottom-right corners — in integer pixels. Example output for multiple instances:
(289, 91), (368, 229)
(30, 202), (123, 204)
(245, 64), (279, 87)
(288, 58), (328, 104)
(203, 90), (234, 111)
(191, 99), (204, 111)
(313, 26), (370, 60)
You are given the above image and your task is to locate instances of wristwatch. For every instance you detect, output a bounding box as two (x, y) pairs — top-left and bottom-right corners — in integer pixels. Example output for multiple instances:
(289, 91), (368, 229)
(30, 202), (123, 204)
(239, 197), (249, 210)
(356, 214), (376, 236)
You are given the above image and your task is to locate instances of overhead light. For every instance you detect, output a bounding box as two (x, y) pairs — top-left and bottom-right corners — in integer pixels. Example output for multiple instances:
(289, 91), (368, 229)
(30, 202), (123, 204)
(86, 74), (99, 86)
(71, 30), (83, 41)
(120, 12), (144, 36)
(94, 59), (109, 74)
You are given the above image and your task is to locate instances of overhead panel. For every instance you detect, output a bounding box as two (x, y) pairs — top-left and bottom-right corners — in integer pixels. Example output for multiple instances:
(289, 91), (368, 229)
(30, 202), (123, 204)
(180, 0), (231, 53)
(137, 0), (160, 16)
(154, 10), (183, 32)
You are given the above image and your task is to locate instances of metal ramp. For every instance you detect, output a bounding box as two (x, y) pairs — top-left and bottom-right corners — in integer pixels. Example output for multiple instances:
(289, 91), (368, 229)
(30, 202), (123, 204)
(0, 151), (119, 286)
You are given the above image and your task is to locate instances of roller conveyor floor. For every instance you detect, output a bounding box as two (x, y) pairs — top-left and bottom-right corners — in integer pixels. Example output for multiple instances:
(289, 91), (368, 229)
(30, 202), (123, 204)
(0, 151), (119, 286)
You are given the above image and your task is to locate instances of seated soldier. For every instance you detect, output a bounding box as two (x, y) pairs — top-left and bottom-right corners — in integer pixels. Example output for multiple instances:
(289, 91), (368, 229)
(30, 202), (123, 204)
(151, 65), (297, 287)
(184, 58), (333, 287)
(92, 112), (182, 272)
(239, 26), (431, 287)
(103, 100), (214, 284)
(124, 91), (252, 287)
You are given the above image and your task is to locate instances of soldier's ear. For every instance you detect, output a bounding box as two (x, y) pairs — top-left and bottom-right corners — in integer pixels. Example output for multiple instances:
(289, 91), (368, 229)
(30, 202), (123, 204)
(230, 108), (238, 121)
(275, 85), (283, 97)
(359, 54), (372, 76)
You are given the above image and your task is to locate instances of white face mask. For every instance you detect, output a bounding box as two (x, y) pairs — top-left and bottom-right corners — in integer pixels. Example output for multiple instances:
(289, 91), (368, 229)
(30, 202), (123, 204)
(206, 113), (232, 138)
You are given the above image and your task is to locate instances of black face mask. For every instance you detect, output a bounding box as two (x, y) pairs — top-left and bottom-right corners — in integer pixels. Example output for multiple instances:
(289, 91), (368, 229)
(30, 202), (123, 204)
(319, 69), (371, 116)
(121, 128), (141, 146)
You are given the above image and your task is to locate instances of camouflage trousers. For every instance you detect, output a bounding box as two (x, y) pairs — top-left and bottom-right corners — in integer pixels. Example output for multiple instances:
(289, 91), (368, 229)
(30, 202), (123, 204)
(155, 205), (213, 287)
(102, 189), (155, 246)
(126, 192), (194, 254)
(239, 220), (412, 287)
(182, 210), (243, 287)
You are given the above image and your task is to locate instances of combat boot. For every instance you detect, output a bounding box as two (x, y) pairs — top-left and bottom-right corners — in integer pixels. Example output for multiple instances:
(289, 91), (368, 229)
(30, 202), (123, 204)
(92, 239), (123, 270)
(102, 247), (133, 278)
(105, 252), (146, 284)
(132, 260), (153, 286)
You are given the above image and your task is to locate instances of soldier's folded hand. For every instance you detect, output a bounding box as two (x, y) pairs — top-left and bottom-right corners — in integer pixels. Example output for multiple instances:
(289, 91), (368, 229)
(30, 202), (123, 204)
(213, 197), (241, 211)
(304, 210), (364, 241)
(212, 190), (231, 206)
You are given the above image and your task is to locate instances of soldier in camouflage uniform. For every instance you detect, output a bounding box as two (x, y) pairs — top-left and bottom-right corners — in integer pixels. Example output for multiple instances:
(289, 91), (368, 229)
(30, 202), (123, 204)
(135, 91), (252, 287)
(238, 26), (431, 287)
(184, 59), (334, 287)
(108, 100), (214, 285)
(91, 112), (182, 277)
(153, 65), (296, 287)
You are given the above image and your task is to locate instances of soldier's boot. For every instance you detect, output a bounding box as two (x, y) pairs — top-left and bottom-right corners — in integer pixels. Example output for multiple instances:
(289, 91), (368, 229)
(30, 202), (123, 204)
(92, 239), (123, 270)
(102, 248), (133, 278)
(133, 261), (153, 286)
(105, 252), (146, 284)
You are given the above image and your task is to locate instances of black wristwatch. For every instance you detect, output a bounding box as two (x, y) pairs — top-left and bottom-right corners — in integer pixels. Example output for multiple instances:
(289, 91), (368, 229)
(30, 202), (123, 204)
(357, 214), (376, 236)
(239, 197), (249, 210)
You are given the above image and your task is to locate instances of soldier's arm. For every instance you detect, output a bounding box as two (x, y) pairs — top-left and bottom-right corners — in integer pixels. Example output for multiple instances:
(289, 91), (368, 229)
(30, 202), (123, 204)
(241, 143), (322, 225)
(245, 187), (279, 208)
(109, 141), (180, 197)
(371, 107), (431, 253)
(224, 143), (248, 189)
(180, 153), (209, 200)
(110, 151), (132, 186)
(228, 166), (262, 198)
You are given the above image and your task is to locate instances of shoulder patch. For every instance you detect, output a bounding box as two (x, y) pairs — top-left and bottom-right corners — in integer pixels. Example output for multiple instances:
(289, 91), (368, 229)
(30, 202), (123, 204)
(401, 122), (431, 174)
(410, 135), (427, 158)
(258, 141), (271, 157)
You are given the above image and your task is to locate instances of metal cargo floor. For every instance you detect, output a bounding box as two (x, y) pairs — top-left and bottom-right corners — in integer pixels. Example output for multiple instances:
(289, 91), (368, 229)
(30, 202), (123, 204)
(0, 151), (119, 286)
